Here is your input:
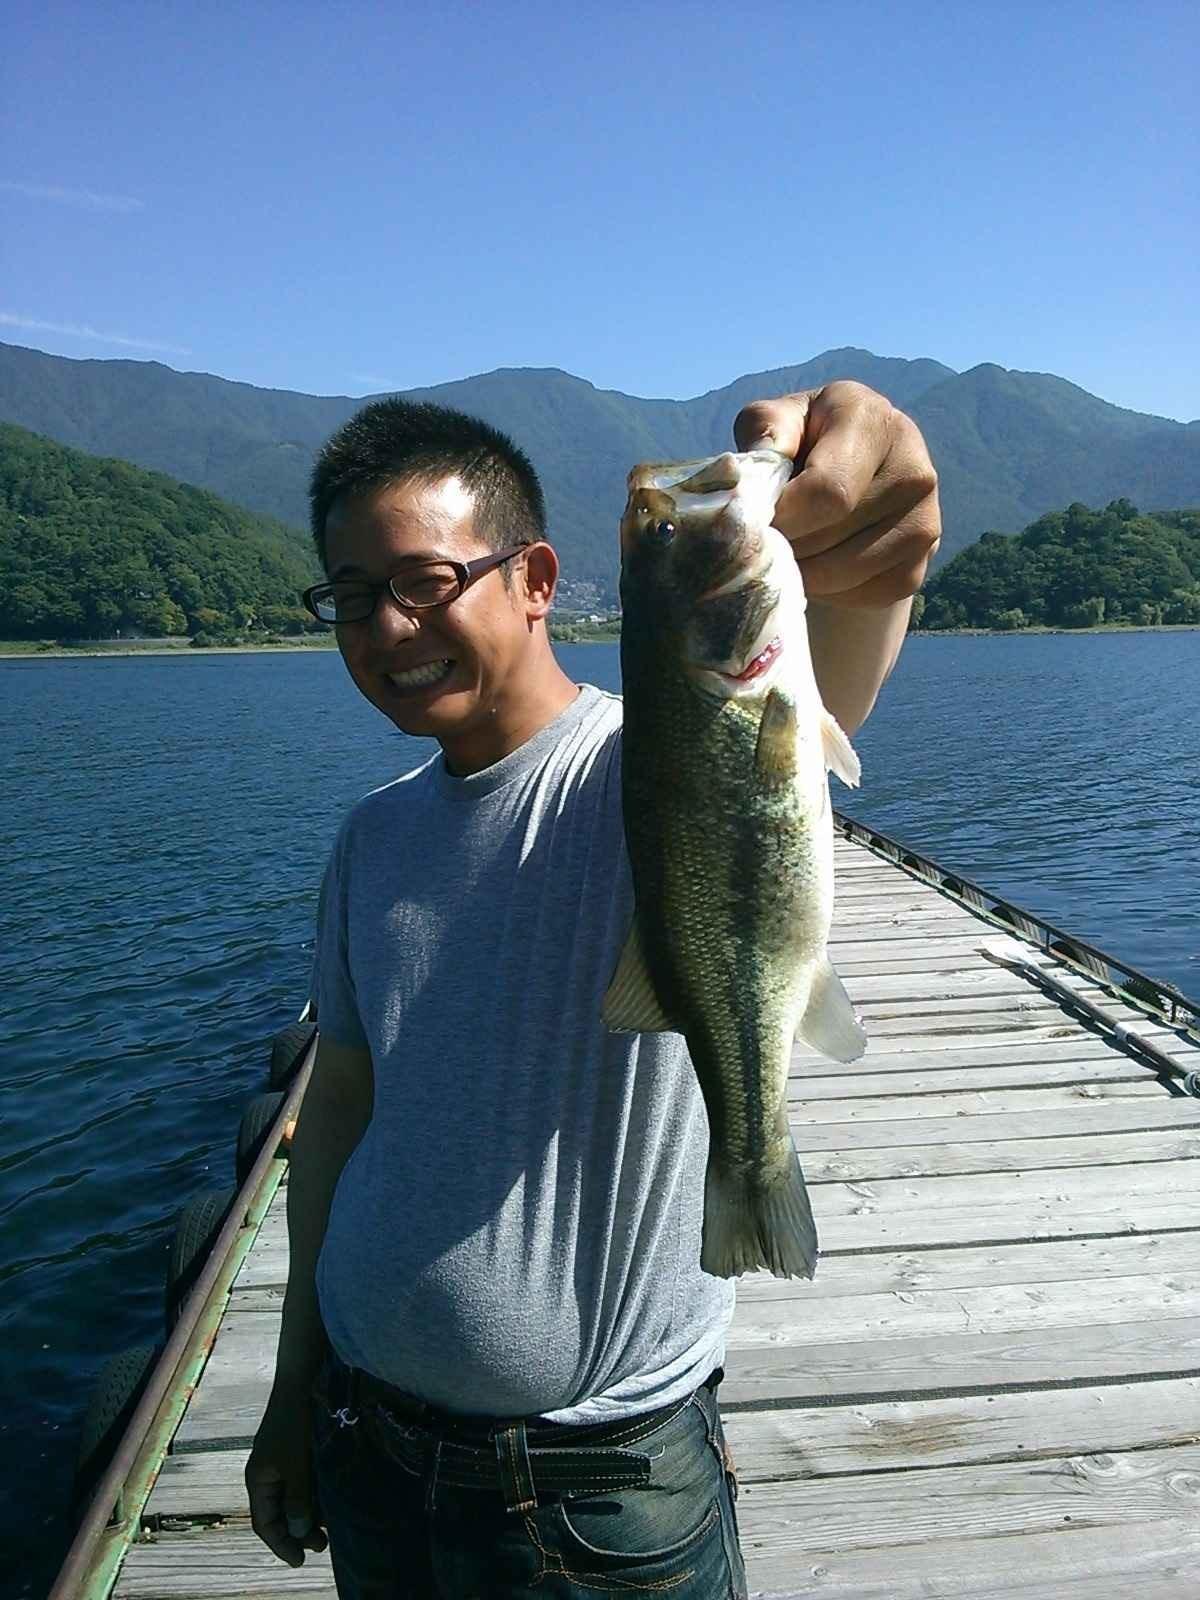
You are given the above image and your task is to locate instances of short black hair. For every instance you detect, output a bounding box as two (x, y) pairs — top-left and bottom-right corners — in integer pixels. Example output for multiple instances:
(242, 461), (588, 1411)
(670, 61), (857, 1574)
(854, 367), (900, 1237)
(309, 397), (547, 572)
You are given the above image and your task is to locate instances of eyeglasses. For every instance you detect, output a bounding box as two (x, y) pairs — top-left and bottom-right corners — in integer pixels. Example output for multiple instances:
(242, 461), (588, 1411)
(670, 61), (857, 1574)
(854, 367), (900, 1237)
(302, 544), (532, 625)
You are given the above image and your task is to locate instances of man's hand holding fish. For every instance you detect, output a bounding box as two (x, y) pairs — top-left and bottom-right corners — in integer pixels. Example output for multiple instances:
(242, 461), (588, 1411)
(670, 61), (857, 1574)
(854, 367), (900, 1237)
(735, 381), (941, 734)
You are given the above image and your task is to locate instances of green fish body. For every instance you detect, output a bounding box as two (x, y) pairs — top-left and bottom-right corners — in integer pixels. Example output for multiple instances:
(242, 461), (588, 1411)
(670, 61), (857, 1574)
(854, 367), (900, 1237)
(605, 450), (865, 1279)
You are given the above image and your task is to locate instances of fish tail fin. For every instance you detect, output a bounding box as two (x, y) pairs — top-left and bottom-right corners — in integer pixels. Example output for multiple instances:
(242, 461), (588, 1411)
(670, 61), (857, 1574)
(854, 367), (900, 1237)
(795, 957), (867, 1063)
(701, 1148), (819, 1281)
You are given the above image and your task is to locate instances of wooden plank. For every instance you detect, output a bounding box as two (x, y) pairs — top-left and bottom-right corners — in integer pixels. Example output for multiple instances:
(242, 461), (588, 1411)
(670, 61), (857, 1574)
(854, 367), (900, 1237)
(791, 1097), (1200, 1149)
(794, 1126), (1200, 1181)
(806, 1157), (1200, 1225)
(799, 1024), (1192, 1062)
(790, 1083), (1168, 1125)
(724, 1272), (1200, 1350)
(842, 970), (1057, 1002)
(113, 1529), (335, 1597)
(828, 916), (1005, 944)
(718, 1319), (1200, 1406)
(726, 1380), (1200, 1481)
(737, 1489), (1200, 1596)
(237, 1227), (1200, 1308)
(143, 1377), (1200, 1519)
(795, 1040), (1177, 1080)
(788, 1059), (1156, 1100)
(734, 1442), (1200, 1550)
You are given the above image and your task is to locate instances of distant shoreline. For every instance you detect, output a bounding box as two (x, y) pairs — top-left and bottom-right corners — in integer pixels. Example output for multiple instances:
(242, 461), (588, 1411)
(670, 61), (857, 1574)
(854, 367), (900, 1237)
(0, 638), (340, 659)
(3, 621), (1200, 660)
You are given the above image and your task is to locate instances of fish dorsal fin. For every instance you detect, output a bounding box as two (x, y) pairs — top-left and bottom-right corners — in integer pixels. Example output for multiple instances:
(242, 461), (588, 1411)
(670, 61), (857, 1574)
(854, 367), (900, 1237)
(602, 918), (678, 1033)
(755, 687), (799, 784)
(795, 957), (867, 1062)
(821, 709), (861, 789)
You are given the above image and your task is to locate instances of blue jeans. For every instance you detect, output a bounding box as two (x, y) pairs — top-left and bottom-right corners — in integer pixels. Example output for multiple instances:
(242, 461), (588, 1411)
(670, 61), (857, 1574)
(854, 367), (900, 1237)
(310, 1350), (748, 1599)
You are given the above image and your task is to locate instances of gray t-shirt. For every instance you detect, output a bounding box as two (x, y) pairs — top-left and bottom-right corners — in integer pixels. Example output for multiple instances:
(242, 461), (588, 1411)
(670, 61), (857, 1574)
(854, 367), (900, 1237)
(313, 682), (735, 1424)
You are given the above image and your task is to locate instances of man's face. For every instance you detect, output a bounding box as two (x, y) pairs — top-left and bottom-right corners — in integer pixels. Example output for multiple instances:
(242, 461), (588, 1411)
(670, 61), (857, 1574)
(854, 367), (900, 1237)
(324, 476), (532, 749)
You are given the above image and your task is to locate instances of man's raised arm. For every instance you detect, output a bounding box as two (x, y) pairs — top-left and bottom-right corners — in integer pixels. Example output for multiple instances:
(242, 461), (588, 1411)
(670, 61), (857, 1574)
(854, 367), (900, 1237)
(734, 382), (941, 735)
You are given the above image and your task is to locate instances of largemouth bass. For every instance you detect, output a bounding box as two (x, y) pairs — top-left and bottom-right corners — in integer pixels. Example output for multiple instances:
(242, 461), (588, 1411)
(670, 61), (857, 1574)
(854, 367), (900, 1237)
(603, 447), (866, 1279)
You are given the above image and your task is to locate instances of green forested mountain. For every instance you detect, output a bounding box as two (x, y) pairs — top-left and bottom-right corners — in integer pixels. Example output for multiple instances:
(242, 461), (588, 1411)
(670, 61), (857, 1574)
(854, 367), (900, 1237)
(4, 339), (1198, 602)
(917, 501), (1200, 630)
(0, 423), (319, 640)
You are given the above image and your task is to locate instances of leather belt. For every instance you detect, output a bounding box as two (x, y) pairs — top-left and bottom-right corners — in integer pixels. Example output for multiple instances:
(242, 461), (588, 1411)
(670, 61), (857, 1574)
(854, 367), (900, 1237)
(331, 1357), (708, 1514)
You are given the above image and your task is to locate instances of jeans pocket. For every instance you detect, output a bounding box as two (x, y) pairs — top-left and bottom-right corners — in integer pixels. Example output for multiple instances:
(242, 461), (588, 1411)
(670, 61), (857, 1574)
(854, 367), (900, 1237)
(549, 1397), (726, 1581)
(556, 1491), (720, 1565)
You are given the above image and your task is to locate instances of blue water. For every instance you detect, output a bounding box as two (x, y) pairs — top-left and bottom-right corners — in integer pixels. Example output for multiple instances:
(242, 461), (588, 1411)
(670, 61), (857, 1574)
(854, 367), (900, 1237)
(1, 633), (1197, 1594)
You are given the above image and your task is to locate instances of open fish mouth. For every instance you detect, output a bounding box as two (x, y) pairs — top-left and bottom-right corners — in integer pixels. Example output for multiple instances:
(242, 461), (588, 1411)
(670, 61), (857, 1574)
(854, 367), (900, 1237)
(724, 635), (783, 685)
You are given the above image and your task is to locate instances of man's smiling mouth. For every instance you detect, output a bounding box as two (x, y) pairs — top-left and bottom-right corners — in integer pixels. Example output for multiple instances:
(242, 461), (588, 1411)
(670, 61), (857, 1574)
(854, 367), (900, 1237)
(387, 659), (455, 691)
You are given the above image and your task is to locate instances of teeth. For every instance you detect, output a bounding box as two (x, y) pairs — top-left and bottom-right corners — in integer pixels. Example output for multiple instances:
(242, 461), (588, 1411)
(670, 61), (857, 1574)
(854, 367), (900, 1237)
(388, 659), (451, 689)
(735, 637), (783, 682)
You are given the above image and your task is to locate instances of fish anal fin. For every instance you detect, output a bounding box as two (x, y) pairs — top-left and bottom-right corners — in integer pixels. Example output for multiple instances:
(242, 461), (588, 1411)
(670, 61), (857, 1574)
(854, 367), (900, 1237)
(821, 710), (861, 788)
(755, 687), (799, 783)
(795, 957), (867, 1062)
(602, 919), (677, 1033)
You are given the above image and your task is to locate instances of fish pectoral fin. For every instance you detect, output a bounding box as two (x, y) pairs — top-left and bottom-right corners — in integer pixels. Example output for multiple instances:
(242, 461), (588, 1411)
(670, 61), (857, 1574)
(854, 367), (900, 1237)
(795, 958), (867, 1062)
(601, 920), (678, 1033)
(755, 687), (799, 783)
(820, 710), (861, 788)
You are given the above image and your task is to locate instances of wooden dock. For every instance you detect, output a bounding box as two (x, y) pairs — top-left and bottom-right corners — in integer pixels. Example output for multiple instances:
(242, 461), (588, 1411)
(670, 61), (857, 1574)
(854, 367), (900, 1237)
(101, 830), (1200, 1597)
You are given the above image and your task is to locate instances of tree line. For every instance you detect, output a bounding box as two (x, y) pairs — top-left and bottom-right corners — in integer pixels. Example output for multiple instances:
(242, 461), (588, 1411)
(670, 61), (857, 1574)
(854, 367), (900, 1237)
(0, 423), (320, 643)
(5, 421), (1198, 645)
(913, 500), (1200, 630)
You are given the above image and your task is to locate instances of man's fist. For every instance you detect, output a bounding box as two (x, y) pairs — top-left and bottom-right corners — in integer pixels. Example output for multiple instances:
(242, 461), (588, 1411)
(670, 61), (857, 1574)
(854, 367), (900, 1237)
(735, 381), (940, 607)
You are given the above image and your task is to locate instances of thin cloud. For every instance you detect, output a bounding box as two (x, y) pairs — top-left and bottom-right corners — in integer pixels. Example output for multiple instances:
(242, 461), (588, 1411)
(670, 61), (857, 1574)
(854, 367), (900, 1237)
(0, 312), (190, 356)
(349, 372), (401, 390)
(1, 179), (144, 213)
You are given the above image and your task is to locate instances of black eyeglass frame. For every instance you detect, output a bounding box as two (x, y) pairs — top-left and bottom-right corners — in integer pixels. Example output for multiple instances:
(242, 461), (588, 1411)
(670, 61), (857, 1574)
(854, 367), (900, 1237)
(301, 543), (534, 625)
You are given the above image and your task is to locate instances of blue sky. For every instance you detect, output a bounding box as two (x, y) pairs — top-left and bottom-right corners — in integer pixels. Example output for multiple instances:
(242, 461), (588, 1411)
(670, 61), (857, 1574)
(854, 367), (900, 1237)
(3, 0), (1197, 419)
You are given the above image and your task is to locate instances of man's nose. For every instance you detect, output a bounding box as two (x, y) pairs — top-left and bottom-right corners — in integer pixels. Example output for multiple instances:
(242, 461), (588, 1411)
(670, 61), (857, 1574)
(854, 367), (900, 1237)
(369, 590), (420, 640)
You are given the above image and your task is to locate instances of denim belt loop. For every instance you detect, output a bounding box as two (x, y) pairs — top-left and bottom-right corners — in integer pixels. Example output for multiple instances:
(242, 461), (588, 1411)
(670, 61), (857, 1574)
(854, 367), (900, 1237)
(493, 1421), (537, 1514)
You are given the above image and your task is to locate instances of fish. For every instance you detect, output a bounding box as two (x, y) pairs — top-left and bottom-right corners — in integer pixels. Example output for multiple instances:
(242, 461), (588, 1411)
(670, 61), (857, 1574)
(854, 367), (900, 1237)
(603, 447), (867, 1280)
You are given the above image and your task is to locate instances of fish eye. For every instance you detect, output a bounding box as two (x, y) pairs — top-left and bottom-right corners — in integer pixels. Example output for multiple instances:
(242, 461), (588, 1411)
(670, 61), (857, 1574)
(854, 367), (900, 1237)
(653, 520), (676, 543)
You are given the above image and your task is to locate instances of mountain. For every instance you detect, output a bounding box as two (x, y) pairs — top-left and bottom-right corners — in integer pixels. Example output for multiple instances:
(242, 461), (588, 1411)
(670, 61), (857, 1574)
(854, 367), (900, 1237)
(0, 422), (318, 639)
(1, 341), (1197, 601)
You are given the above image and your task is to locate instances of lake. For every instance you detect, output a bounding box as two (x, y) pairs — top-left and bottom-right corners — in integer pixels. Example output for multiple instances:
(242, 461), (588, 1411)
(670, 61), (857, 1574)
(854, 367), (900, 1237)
(1, 632), (1197, 1595)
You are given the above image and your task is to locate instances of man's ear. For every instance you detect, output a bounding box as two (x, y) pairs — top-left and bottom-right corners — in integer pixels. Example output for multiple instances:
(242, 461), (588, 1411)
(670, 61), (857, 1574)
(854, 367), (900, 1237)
(522, 542), (559, 621)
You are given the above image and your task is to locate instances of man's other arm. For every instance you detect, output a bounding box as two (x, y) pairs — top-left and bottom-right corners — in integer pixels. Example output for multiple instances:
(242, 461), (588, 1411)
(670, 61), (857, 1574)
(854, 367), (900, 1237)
(245, 1033), (373, 1568)
(274, 1032), (374, 1382)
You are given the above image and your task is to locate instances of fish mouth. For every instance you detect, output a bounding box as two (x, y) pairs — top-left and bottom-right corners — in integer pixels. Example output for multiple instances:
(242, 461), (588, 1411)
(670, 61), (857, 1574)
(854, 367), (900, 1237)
(723, 635), (783, 685)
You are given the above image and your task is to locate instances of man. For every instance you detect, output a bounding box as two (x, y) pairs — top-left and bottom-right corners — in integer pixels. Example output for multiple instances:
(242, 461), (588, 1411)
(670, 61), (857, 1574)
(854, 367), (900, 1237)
(246, 382), (939, 1597)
